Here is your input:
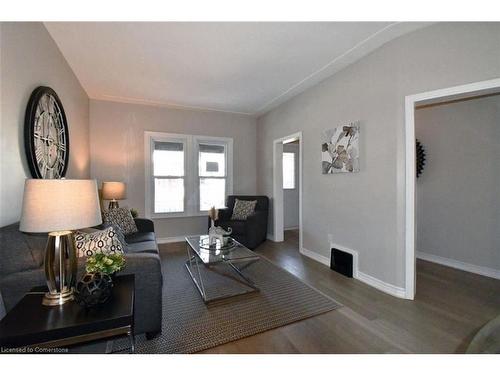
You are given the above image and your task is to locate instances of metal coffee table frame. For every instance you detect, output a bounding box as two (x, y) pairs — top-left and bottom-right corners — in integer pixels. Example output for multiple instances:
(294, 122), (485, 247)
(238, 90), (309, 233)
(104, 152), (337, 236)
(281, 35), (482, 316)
(185, 237), (260, 304)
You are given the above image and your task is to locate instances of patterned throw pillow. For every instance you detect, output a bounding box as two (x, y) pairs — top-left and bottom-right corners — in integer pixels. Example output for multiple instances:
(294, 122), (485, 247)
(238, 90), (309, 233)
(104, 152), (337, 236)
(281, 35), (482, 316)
(102, 207), (138, 235)
(74, 226), (125, 258)
(231, 199), (257, 220)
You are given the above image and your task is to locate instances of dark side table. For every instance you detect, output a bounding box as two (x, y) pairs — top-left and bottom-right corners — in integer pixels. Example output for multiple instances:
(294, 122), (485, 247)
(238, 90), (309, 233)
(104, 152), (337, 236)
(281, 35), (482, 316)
(0, 274), (135, 353)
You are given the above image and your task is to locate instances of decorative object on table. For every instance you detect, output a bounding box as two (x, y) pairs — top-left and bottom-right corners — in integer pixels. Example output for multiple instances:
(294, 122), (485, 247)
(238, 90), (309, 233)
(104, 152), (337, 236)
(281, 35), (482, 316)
(416, 139), (426, 178)
(199, 235), (236, 251)
(24, 86), (69, 179)
(321, 123), (360, 174)
(85, 253), (126, 275)
(102, 181), (127, 209)
(130, 208), (139, 218)
(208, 206), (232, 246)
(19, 179), (102, 306)
(74, 226), (125, 257)
(230, 198), (257, 220)
(74, 272), (113, 308)
(102, 206), (138, 235)
(74, 252), (126, 308)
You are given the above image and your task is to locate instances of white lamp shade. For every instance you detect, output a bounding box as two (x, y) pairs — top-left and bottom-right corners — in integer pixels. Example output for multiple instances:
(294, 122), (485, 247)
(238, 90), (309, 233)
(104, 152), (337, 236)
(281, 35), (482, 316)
(19, 179), (103, 233)
(101, 181), (127, 200)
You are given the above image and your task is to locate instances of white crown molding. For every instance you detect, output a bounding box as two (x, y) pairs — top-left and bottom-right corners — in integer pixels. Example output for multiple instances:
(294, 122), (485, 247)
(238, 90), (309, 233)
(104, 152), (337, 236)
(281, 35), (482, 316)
(92, 94), (255, 117)
(255, 22), (432, 116)
(417, 251), (500, 280)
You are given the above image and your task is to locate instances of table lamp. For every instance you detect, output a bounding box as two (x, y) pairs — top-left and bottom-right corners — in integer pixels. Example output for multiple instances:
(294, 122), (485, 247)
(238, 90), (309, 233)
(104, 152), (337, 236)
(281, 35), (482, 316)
(19, 179), (102, 306)
(102, 181), (126, 209)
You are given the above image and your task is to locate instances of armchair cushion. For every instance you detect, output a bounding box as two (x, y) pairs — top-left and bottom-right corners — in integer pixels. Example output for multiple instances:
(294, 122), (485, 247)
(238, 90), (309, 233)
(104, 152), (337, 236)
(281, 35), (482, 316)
(231, 199), (257, 220)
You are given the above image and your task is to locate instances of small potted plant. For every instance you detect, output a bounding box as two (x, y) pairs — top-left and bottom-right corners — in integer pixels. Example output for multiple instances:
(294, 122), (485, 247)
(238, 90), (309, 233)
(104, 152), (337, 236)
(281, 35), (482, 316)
(74, 253), (126, 308)
(85, 253), (126, 276)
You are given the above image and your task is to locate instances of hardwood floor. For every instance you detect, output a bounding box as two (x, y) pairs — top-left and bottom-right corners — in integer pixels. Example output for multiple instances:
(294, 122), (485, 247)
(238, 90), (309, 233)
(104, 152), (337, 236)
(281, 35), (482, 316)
(161, 230), (500, 353)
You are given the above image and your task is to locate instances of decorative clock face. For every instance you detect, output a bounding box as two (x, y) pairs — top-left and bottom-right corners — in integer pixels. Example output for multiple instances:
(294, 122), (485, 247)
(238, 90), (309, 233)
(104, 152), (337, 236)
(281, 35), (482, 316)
(24, 86), (69, 179)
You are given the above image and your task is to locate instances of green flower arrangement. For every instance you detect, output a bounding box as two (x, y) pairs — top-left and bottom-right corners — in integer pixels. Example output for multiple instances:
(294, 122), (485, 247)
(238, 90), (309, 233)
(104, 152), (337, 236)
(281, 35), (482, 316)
(130, 208), (138, 218)
(85, 253), (126, 275)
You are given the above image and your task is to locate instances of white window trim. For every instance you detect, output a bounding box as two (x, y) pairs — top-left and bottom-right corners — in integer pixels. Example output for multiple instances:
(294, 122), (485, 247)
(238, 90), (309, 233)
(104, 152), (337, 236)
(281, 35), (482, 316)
(144, 131), (233, 219)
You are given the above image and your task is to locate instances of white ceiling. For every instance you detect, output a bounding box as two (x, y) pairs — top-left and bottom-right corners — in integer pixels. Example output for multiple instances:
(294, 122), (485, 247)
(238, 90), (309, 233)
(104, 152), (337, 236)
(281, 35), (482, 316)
(45, 22), (430, 116)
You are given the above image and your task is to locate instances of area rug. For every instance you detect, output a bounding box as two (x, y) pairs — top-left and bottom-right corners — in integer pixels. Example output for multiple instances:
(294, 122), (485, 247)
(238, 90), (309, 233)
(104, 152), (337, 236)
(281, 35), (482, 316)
(112, 247), (341, 353)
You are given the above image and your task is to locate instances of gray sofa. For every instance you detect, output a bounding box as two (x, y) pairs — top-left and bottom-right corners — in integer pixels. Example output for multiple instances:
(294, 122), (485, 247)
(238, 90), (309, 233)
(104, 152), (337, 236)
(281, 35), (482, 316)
(0, 218), (163, 339)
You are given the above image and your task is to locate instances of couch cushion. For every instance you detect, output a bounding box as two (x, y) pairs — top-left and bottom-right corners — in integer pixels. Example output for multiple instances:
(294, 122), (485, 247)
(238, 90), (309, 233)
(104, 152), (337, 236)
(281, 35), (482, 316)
(125, 231), (156, 244)
(218, 220), (246, 235)
(74, 226), (125, 257)
(0, 223), (45, 277)
(126, 241), (159, 254)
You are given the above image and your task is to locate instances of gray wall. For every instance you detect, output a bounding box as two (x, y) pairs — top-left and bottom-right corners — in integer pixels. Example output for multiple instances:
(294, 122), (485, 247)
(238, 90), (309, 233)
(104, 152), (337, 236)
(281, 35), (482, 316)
(283, 143), (299, 229)
(0, 22), (90, 227)
(256, 23), (500, 288)
(416, 95), (500, 271)
(89, 99), (257, 239)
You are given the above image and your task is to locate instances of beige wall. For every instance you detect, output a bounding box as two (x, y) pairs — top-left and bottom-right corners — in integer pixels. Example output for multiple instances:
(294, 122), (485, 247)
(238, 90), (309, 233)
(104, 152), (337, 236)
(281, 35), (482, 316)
(0, 22), (90, 227)
(256, 22), (500, 288)
(89, 99), (257, 239)
(416, 95), (500, 271)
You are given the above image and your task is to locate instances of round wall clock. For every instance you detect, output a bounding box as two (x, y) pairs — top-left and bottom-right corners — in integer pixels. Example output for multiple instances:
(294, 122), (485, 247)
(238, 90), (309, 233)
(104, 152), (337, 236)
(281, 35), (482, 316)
(24, 86), (69, 179)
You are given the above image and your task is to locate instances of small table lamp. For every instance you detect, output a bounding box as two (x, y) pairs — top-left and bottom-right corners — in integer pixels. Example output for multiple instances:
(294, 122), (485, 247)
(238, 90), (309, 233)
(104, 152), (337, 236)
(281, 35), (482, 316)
(102, 181), (126, 209)
(19, 179), (102, 306)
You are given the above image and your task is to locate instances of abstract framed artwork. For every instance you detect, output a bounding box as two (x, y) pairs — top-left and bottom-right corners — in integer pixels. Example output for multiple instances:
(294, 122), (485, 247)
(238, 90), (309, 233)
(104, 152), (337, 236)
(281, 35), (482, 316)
(321, 123), (360, 174)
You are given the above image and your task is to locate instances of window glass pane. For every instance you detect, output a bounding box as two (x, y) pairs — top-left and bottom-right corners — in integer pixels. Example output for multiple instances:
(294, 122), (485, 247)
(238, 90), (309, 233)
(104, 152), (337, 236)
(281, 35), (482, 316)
(154, 178), (184, 213)
(200, 178), (225, 211)
(153, 141), (184, 176)
(283, 152), (295, 189)
(199, 143), (225, 177)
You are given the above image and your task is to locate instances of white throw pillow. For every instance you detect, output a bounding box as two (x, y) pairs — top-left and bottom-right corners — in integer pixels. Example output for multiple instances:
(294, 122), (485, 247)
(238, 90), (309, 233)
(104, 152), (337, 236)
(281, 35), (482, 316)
(74, 226), (125, 258)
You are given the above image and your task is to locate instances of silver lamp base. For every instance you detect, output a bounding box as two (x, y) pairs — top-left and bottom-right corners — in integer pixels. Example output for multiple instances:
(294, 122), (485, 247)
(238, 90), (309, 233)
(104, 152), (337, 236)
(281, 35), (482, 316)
(108, 200), (119, 210)
(43, 231), (77, 306)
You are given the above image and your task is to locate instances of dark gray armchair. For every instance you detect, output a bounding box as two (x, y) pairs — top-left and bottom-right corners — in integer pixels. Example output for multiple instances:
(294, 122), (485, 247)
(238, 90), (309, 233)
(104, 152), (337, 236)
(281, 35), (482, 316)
(211, 195), (269, 249)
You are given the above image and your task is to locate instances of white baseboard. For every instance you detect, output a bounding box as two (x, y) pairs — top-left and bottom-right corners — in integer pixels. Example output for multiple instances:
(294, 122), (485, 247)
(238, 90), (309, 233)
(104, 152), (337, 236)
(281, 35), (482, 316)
(300, 247), (330, 267)
(417, 251), (500, 280)
(284, 226), (299, 231)
(266, 233), (276, 241)
(356, 271), (407, 298)
(301, 245), (407, 299)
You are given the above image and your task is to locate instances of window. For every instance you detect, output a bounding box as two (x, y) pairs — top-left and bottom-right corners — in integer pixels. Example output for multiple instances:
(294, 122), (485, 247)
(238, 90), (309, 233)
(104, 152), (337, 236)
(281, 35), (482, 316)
(283, 152), (295, 189)
(145, 132), (233, 218)
(153, 141), (185, 213)
(198, 143), (227, 211)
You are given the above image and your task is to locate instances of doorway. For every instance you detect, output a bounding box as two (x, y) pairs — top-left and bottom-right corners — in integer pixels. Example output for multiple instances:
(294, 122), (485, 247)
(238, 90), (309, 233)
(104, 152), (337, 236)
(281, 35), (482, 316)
(404, 78), (500, 299)
(272, 132), (303, 251)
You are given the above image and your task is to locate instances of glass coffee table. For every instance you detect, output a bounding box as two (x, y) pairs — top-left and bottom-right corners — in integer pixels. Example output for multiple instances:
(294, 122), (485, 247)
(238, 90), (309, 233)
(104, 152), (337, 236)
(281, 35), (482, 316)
(185, 235), (260, 304)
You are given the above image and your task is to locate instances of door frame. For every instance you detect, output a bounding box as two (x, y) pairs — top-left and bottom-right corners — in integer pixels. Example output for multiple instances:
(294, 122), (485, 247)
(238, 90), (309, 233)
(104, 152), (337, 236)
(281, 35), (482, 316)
(272, 131), (303, 251)
(404, 77), (500, 299)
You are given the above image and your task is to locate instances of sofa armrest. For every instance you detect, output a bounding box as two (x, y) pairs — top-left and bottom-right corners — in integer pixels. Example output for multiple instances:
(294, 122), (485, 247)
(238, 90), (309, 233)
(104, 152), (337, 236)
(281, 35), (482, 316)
(119, 252), (163, 335)
(244, 210), (268, 249)
(134, 218), (155, 233)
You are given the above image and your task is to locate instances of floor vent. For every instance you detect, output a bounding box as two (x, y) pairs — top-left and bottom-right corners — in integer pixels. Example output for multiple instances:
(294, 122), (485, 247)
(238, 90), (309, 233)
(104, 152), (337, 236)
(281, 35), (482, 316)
(330, 248), (353, 278)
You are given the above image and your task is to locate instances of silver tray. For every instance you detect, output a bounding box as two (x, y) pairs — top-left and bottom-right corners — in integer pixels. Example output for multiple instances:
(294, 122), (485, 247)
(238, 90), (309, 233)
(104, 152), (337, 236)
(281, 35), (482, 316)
(199, 236), (236, 251)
